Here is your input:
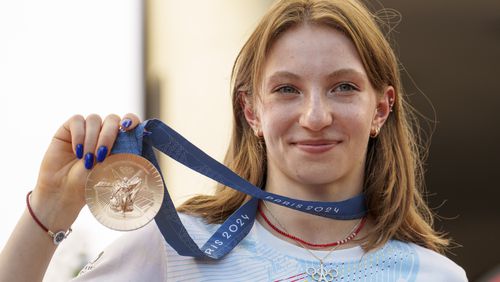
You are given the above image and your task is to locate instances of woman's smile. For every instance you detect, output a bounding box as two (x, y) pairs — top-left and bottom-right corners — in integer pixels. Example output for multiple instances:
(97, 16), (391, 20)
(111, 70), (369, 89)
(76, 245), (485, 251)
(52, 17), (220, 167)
(292, 139), (342, 154)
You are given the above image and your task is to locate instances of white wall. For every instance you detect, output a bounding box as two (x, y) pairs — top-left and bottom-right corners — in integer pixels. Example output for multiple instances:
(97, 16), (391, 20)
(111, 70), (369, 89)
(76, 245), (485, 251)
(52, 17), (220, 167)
(0, 0), (143, 281)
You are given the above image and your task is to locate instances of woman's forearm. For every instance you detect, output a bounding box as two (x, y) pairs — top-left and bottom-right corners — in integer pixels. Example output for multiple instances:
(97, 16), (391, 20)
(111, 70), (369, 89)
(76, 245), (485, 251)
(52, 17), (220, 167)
(0, 209), (60, 282)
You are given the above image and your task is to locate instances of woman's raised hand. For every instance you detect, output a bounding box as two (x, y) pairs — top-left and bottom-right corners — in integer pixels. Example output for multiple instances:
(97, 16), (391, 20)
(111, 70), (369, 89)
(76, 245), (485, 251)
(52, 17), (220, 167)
(30, 113), (141, 231)
(0, 113), (141, 281)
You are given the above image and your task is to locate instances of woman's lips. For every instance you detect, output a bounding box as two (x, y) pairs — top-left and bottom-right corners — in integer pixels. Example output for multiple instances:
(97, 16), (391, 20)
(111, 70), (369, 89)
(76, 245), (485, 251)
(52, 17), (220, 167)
(293, 140), (341, 154)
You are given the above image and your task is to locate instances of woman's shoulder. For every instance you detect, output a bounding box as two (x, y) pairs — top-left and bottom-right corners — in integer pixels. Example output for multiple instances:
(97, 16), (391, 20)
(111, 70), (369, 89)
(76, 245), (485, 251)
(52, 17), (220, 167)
(388, 240), (467, 281)
(178, 212), (216, 228)
(74, 213), (217, 281)
(74, 220), (167, 281)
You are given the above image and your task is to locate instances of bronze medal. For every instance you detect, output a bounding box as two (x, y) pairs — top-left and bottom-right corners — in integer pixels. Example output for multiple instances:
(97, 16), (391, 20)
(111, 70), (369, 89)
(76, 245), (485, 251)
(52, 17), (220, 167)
(85, 153), (164, 231)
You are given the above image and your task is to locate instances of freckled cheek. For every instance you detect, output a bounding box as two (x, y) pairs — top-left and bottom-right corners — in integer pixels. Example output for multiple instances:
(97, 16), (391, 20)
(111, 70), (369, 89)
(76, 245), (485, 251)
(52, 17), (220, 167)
(260, 109), (296, 141)
(334, 109), (373, 138)
(261, 114), (291, 135)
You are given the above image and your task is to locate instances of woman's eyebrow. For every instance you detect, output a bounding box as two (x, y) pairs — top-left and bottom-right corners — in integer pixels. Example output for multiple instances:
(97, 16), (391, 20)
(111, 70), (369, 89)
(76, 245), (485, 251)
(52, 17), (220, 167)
(325, 68), (366, 80)
(266, 71), (301, 85)
(265, 68), (365, 85)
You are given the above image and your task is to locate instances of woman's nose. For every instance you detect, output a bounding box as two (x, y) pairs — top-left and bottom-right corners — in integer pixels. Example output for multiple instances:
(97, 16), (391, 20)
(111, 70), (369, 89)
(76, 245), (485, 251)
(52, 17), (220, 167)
(298, 93), (333, 131)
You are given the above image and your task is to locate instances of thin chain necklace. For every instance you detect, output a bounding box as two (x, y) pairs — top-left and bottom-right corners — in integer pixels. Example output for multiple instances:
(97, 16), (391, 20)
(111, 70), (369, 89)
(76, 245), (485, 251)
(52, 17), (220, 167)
(261, 201), (366, 282)
(259, 207), (366, 248)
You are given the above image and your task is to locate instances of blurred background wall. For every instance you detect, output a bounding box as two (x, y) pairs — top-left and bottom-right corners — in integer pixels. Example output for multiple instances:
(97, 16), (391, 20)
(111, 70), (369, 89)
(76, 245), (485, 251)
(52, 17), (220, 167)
(371, 1), (500, 280)
(145, 0), (273, 205)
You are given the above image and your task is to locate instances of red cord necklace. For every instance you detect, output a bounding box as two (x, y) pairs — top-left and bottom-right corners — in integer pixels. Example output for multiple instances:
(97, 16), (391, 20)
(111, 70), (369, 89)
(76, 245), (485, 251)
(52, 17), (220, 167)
(258, 206), (366, 248)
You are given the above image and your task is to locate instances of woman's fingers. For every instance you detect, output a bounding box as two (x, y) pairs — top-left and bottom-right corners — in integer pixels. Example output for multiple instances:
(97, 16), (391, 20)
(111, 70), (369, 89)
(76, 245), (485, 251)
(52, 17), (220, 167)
(68, 115), (86, 159)
(53, 115), (86, 159)
(54, 113), (142, 170)
(85, 113), (142, 168)
(83, 114), (103, 169)
(95, 114), (121, 163)
(120, 113), (141, 132)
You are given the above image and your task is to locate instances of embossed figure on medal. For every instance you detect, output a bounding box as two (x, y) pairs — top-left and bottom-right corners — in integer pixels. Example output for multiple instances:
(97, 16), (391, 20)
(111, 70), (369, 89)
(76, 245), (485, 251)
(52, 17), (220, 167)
(85, 153), (164, 231)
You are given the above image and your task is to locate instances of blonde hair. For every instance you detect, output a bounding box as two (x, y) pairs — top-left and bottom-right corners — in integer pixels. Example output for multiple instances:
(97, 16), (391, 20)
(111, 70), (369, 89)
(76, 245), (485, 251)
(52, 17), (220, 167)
(178, 0), (449, 253)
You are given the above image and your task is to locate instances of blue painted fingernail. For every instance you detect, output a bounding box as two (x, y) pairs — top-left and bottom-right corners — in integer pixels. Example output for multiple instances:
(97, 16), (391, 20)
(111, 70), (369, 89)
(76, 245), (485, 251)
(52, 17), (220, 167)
(96, 146), (108, 163)
(75, 144), (84, 159)
(142, 129), (152, 137)
(84, 153), (94, 169)
(121, 119), (132, 129)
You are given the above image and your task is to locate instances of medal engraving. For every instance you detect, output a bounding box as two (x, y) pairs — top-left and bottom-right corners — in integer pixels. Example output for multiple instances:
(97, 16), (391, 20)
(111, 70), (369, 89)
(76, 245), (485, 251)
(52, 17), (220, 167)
(85, 154), (164, 231)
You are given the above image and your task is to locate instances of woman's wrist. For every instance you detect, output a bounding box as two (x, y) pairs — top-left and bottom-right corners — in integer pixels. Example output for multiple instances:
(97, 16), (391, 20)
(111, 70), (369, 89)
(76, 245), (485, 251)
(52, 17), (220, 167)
(26, 191), (74, 245)
(28, 189), (82, 234)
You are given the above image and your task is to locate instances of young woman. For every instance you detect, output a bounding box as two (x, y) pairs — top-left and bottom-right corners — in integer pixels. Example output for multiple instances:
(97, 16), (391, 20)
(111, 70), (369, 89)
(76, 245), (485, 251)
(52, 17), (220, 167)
(0, 0), (467, 281)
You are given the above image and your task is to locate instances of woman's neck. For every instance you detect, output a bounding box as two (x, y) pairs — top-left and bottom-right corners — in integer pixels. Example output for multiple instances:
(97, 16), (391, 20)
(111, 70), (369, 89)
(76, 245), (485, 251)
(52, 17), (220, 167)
(264, 165), (364, 202)
(260, 171), (368, 250)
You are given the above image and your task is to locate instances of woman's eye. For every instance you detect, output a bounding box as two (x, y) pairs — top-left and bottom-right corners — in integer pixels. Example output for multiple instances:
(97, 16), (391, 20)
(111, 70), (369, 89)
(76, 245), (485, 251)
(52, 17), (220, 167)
(333, 83), (357, 93)
(275, 85), (299, 95)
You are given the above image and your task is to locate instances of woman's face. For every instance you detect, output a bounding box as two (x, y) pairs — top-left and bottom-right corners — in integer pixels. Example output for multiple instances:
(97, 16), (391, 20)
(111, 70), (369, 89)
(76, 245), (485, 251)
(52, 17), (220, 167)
(246, 24), (391, 197)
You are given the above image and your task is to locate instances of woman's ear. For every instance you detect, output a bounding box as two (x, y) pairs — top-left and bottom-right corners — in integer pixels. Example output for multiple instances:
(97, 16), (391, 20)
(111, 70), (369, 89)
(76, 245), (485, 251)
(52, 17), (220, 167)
(240, 91), (262, 137)
(372, 86), (395, 130)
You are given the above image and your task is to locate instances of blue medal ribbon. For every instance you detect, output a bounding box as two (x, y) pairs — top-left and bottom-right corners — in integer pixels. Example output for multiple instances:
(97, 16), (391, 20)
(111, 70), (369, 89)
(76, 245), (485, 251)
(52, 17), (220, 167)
(111, 119), (367, 259)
